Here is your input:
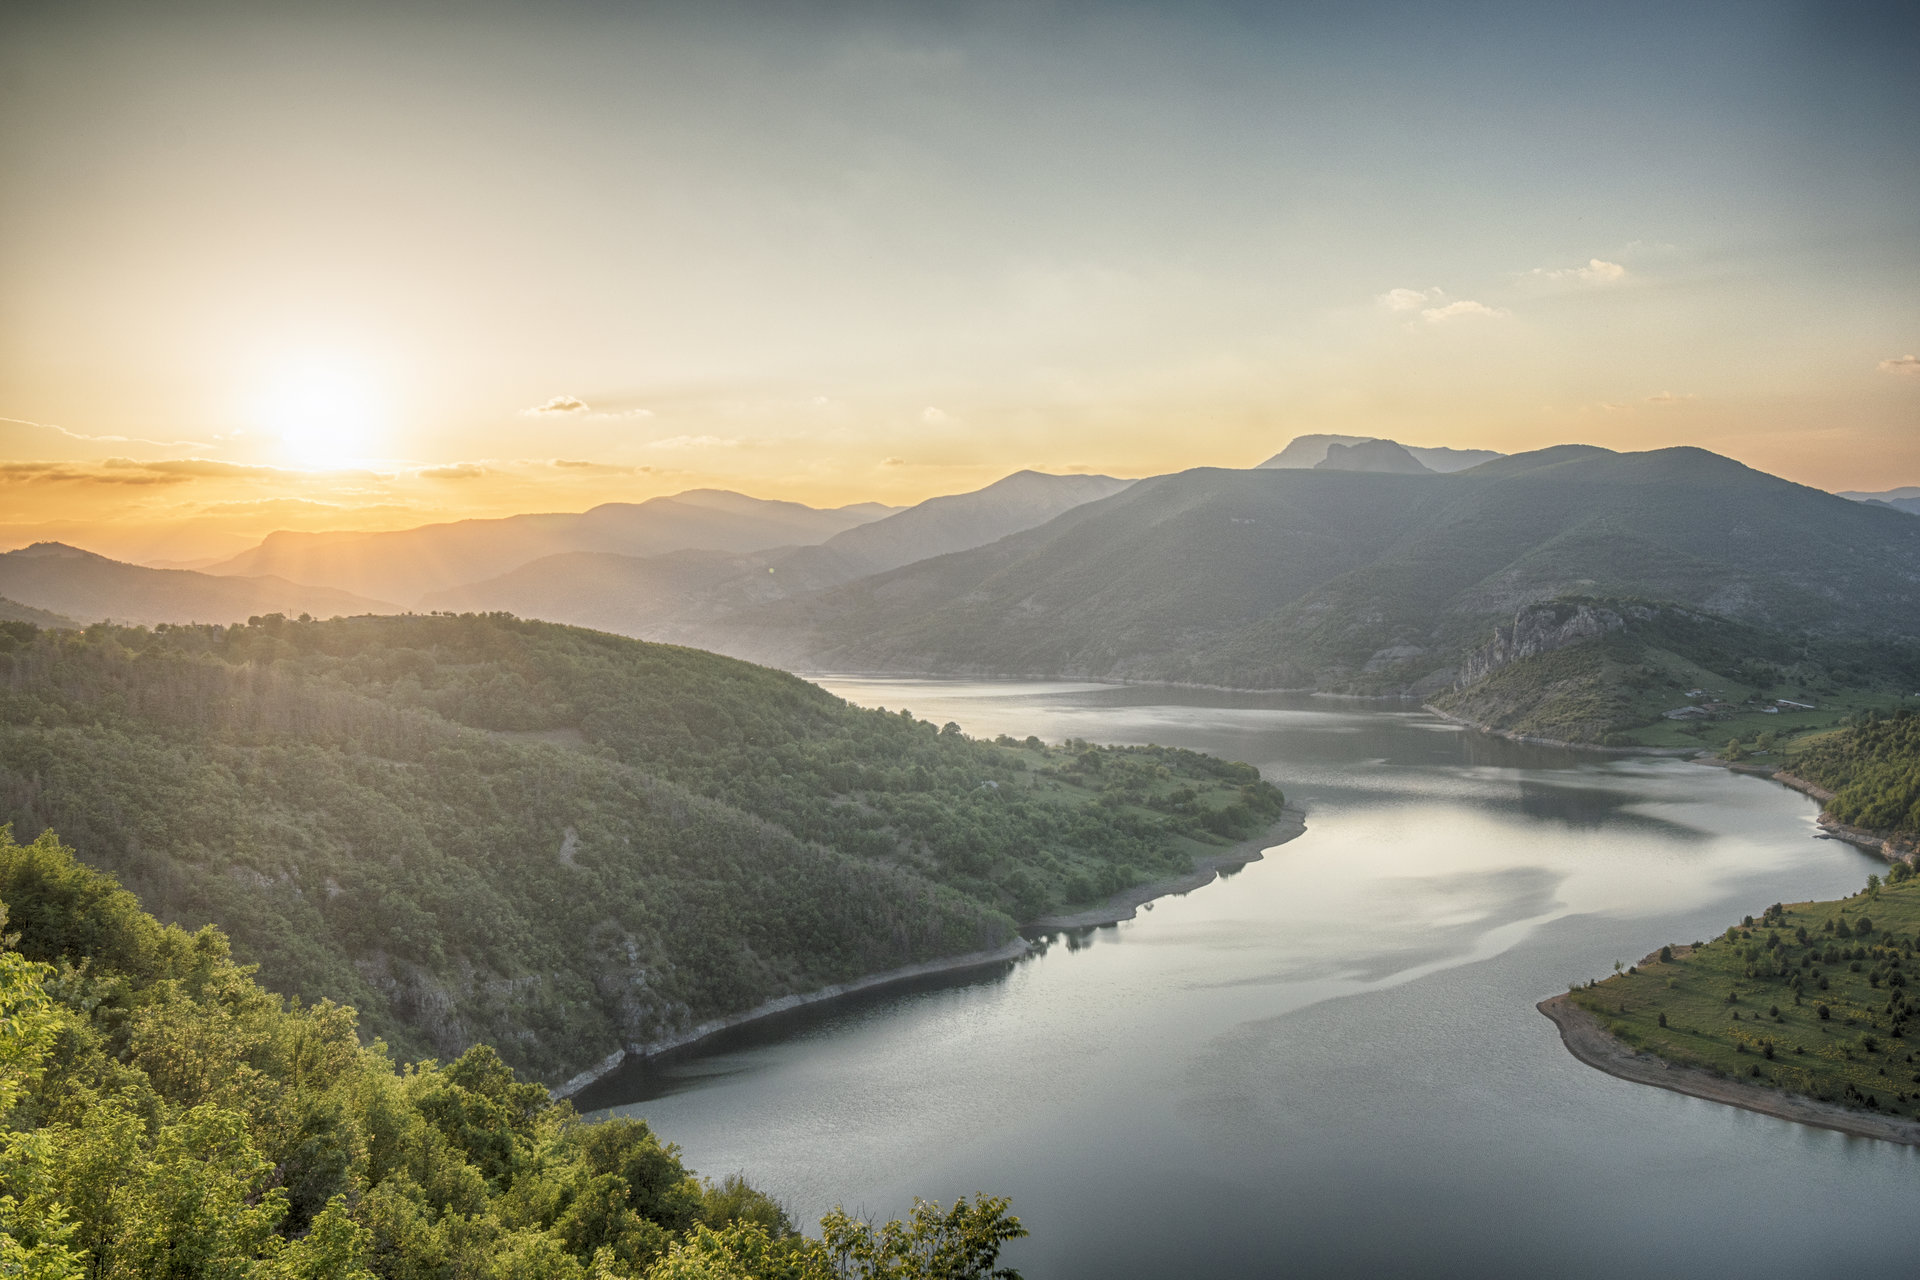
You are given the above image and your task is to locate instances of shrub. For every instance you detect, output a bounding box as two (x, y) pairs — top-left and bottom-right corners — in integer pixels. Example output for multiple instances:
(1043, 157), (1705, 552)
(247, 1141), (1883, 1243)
(1818, 1004), (1832, 1020)
(1657, 1012), (1668, 1028)
(1659, 944), (1673, 963)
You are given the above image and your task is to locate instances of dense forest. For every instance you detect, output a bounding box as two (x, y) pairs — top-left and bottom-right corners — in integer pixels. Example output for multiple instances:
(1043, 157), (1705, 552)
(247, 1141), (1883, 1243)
(0, 614), (1284, 1080)
(1791, 711), (1920, 835)
(0, 827), (1025, 1278)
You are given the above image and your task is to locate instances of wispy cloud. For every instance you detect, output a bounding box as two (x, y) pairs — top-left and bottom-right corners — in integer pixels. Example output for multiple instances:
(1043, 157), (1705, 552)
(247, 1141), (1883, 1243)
(1880, 354), (1920, 376)
(418, 462), (489, 480)
(1421, 299), (1508, 323)
(1379, 287), (1441, 312)
(522, 394), (589, 415)
(645, 435), (739, 450)
(1645, 390), (1696, 404)
(1378, 287), (1507, 322)
(1529, 258), (1627, 285)
(920, 406), (951, 425)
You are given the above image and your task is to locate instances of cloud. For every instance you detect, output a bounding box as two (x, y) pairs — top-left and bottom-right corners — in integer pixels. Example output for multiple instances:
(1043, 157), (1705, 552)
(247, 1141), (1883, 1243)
(1379, 287), (1441, 312)
(882, 456), (907, 467)
(645, 435), (739, 450)
(522, 394), (589, 415)
(1880, 354), (1920, 376)
(103, 457), (289, 479)
(0, 461), (189, 486)
(418, 462), (489, 480)
(1530, 258), (1628, 285)
(921, 406), (951, 425)
(0, 415), (209, 450)
(1421, 299), (1509, 322)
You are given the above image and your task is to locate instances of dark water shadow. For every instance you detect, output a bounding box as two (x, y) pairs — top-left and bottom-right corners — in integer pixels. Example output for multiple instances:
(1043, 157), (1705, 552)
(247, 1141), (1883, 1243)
(573, 957), (1025, 1112)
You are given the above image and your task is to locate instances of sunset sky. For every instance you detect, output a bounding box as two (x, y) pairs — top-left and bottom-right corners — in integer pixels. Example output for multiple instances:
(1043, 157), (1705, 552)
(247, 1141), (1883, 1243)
(3, 0), (1916, 563)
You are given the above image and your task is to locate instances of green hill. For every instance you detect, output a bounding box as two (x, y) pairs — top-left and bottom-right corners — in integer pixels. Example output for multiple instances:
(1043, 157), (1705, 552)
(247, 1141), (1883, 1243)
(691, 446), (1920, 741)
(0, 613), (1283, 1081)
(0, 826), (1020, 1278)
(1790, 712), (1920, 835)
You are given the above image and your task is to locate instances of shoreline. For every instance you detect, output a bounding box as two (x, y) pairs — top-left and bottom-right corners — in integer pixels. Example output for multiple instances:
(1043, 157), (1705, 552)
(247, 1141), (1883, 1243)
(552, 804), (1310, 1101)
(1027, 804), (1307, 930)
(1538, 993), (1920, 1147)
(1419, 704), (1702, 755)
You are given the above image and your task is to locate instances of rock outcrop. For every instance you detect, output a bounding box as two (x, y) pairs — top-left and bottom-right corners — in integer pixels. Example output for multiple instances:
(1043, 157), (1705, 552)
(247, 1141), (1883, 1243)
(1457, 601), (1658, 686)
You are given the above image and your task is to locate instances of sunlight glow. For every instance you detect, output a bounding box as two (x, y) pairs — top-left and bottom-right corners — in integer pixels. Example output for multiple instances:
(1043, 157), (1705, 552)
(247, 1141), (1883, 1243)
(256, 357), (385, 469)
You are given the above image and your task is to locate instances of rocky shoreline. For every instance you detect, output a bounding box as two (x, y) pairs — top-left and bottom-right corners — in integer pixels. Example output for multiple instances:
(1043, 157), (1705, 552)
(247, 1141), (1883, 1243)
(1539, 993), (1920, 1147)
(551, 805), (1310, 1100)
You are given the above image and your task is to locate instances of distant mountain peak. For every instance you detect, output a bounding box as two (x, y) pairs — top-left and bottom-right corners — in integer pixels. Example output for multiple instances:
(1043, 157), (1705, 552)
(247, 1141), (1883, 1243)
(1258, 434), (1502, 474)
(1315, 439), (1434, 475)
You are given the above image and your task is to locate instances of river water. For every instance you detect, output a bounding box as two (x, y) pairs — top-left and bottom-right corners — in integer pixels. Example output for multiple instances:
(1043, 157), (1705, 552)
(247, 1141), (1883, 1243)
(585, 680), (1916, 1278)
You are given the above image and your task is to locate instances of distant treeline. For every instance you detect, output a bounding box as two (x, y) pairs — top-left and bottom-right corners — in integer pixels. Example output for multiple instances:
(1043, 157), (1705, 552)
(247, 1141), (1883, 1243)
(1792, 710), (1920, 835)
(0, 613), (1283, 1079)
(0, 826), (1025, 1279)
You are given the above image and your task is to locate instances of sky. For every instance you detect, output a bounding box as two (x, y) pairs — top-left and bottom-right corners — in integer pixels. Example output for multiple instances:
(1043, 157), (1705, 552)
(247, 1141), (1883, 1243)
(2, 0), (1916, 563)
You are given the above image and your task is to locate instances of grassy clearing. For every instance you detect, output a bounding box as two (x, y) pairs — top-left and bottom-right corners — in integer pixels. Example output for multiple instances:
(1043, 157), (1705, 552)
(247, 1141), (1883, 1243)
(1573, 873), (1920, 1115)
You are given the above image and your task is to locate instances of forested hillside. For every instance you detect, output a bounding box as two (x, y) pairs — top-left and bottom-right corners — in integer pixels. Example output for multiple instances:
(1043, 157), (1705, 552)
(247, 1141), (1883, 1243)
(0, 614), (1283, 1080)
(0, 827), (1023, 1278)
(1791, 712), (1920, 835)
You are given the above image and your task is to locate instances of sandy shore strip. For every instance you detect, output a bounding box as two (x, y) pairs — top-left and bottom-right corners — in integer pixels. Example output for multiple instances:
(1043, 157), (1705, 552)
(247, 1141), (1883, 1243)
(1026, 805), (1308, 931)
(1538, 993), (1920, 1147)
(556, 805), (1311, 1099)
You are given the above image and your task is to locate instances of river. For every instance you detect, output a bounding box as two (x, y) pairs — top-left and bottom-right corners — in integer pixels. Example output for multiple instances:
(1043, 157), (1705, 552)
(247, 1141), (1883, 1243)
(582, 680), (1916, 1277)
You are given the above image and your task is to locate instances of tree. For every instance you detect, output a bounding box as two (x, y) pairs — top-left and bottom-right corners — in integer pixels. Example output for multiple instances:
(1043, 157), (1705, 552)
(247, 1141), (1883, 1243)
(818, 1196), (1027, 1280)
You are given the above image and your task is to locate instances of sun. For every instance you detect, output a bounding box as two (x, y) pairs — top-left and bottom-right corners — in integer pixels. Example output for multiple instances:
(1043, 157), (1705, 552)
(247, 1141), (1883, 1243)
(256, 357), (385, 469)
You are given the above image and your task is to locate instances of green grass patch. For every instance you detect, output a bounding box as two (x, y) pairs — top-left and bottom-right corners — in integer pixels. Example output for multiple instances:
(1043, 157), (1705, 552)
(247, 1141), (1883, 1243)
(1574, 873), (1920, 1114)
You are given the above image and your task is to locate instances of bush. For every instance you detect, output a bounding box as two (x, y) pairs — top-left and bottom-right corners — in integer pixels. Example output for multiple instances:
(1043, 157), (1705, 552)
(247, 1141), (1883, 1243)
(1659, 944), (1673, 963)
(1818, 1004), (1832, 1020)
(1657, 1012), (1667, 1028)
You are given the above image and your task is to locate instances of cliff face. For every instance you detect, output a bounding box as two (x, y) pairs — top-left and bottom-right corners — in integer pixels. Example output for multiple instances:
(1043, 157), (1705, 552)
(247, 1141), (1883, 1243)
(1457, 602), (1658, 685)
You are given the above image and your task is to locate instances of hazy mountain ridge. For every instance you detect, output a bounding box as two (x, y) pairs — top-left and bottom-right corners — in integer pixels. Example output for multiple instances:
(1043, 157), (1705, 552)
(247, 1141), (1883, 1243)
(0, 542), (395, 625)
(201, 489), (891, 604)
(685, 447), (1920, 705)
(422, 470), (1134, 636)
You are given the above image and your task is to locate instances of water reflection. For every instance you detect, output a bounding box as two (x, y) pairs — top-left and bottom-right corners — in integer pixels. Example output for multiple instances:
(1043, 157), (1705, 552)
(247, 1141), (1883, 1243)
(586, 679), (1906, 1279)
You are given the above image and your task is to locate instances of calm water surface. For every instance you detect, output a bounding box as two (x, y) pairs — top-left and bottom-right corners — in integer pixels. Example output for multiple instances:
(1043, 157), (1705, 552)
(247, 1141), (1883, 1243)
(586, 681), (1914, 1278)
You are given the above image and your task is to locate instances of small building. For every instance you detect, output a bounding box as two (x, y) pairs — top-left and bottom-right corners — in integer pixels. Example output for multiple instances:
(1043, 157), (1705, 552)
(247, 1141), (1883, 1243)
(1776, 699), (1816, 710)
(1663, 706), (1712, 720)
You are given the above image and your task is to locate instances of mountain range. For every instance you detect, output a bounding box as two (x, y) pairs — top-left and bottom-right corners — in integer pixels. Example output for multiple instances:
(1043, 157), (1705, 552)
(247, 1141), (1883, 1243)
(681, 445), (1920, 700)
(1841, 487), (1920, 517)
(6, 438), (1918, 747)
(421, 469), (1133, 634)
(0, 542), (394, 626)
(198, 489), (901, 605)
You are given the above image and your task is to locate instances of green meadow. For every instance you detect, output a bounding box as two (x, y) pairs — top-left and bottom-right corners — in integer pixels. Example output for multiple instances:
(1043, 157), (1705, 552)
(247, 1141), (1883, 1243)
(1574, 873), (1920, 1116)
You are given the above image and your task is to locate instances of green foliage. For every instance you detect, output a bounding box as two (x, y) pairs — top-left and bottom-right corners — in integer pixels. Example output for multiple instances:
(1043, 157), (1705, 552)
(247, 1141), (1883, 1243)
(0, 616), (1283, 1079)
(1575, 877), (1920, 1116)
(1790, 710), (1920, 835)
(818, 1196), (1026, 1280)
(0, 827), (1023, 1279)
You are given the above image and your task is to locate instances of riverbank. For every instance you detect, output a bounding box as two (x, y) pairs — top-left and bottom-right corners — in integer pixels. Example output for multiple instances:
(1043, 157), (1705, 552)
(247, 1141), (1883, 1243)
(552, 936), (1034, 1099)
(552, 803), (1311, 1099)
(1538, 993), (1920, 1147)
(1420, 704), (1701, 755)
(1027, 804), (1308, 930)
